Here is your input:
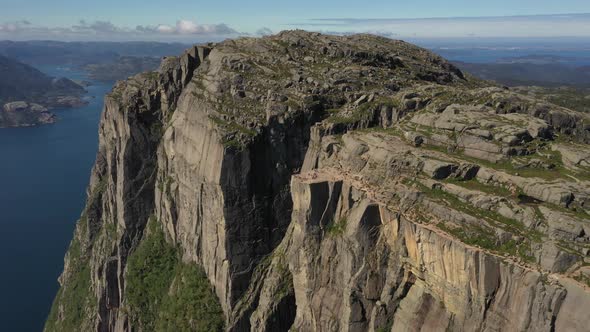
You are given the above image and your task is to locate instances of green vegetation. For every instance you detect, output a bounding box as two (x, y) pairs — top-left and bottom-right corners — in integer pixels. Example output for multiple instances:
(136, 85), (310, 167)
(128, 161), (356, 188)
(326, 97), (400, 125)
(422, 182), (527, 233)
(544, 201), (590, 221)
(326, 217), (348, 236)
(404, 178), (542, 261)
(157, 175), (175, 199)
(126, 217), (178, 330)
(156, 264), (225, 332)
(544, 88), (590, 113)
(437, 221), (535, 263)
(109, 89), (124, 102)
(444, 178), (512, 197)
(47, 212), (224, 332)
(376, 321), (394, 332)
(104, 221), (117, 239)
(125, 216), (224, 331)
(208, 114), (257, 148)
(437, 222), (496, 249)
(45, 178), (118, 331)
(88, 177), (107, 204)
(164, 108), (176, 125)
(419, 139), (573, 181)
(271, 250), (293, 301)
(406, 116), (590, 182)
(574, 273), (590, 287)
(515, 86), (590, 114)
(45, 231), (95, 331)
(145, 71), (159, 80)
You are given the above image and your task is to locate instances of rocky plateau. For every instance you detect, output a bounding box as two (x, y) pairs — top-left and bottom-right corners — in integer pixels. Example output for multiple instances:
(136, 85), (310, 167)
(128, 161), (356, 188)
(46, 31), (590, 332)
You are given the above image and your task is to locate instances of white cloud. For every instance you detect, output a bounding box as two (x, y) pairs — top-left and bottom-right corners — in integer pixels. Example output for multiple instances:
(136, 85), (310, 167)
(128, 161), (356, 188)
(134, 20), (238, 36)
(177, 20), (199, 34)
(155, 25), (175, 33)
(71, 20), (124, 34)
(295, 14), (590, 38)
(0, 20), (32, 33)
(0, 19), (240, 41)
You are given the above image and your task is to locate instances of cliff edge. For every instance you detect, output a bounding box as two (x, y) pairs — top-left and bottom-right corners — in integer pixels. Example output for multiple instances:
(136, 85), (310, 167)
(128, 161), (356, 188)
(46, 31), (590, 332)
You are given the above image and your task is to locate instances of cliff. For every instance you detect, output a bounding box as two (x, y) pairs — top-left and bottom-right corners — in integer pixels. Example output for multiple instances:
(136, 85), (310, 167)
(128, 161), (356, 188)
(46, 31), (590, 332)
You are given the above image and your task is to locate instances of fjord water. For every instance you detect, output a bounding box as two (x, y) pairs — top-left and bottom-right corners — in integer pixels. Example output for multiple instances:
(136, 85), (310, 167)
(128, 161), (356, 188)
(0, 67), (111, 331)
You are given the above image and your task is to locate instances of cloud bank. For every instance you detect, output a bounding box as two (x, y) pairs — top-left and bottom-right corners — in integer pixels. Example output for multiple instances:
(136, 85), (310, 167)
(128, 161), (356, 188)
(0, 19), (240, 41)
(137, 20), (237, 36)
(1, 14), (589, 41)
(297, 14), (590, 38)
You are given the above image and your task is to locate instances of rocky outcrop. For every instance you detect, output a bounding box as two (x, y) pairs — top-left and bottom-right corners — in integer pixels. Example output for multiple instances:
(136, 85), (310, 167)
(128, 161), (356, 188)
(47, 31), (590, 332)
(264, 128), (590, 331)
(0, 101), (56, 127)
(284, 175), (569, 332)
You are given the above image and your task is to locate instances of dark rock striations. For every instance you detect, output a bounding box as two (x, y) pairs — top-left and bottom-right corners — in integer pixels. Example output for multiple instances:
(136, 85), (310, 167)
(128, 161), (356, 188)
(47, 31), (590, 332)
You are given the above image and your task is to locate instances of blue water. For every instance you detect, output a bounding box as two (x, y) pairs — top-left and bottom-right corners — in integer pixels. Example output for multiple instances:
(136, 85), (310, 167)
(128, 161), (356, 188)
(0, 68), (112, 331)
(433, 48), (590, 66)
(412, 37), (590, 66)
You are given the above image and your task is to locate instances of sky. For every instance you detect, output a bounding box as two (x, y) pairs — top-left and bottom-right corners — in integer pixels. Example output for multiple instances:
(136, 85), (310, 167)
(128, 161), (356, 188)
(0, 0), (590, 41)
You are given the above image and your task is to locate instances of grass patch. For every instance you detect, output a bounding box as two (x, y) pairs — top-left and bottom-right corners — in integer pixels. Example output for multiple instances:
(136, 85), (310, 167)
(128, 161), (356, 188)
(574, 273), (590, 287)
(156, 264), (224, 332)
(326, 217), (348, 236)
(145, 71), (159, 80)
(209, 115), (256, 136)
(416, 132), (578, 181)
(407, 178), (543, 261)
(437, 222), (496, 249)
(326, 97), (400, 125)
(208, 115), (257, 148)
(545, 201), (590, 221)
(445, 178), (512, 197)
(434, 182), (542, 241)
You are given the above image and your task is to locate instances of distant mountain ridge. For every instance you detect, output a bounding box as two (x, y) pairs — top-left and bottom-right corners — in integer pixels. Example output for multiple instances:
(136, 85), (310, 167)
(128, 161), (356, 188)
(451, 55), (590, 116)
(0, 54), (86, 127)
(0, 55), (84, 101)
(453, 61), (590, 87)
(0, 40), (188, 66)
(83, 56), (162, 82)
(0, 41), (189, 128)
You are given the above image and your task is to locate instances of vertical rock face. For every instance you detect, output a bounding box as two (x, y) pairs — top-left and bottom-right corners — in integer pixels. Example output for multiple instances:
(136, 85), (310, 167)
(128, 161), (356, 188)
(45, 45), (211, 331)
(286, 176), (567, 331)
(47, 31), (590, 332)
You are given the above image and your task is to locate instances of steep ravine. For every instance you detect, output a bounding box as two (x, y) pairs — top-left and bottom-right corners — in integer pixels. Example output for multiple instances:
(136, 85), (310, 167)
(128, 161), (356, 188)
(47, 31), (590, 332)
